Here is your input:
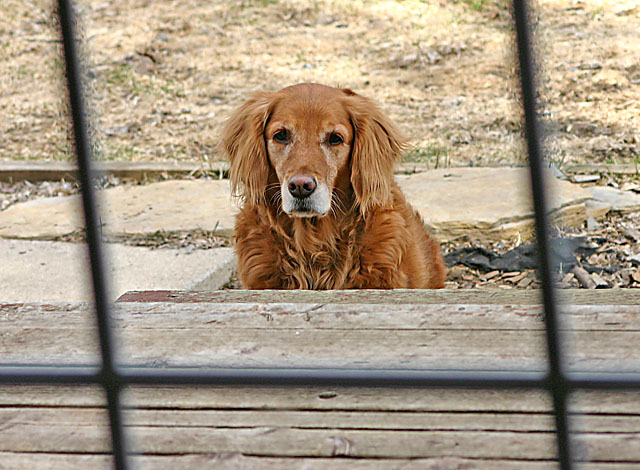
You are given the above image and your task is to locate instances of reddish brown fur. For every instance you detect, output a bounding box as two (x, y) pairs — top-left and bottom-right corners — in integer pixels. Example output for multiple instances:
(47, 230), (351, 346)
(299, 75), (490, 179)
(221, 83), (445, 289)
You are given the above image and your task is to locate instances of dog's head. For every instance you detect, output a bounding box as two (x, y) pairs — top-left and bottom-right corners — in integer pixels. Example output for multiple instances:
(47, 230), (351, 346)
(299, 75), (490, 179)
(221, 83), (406, 216)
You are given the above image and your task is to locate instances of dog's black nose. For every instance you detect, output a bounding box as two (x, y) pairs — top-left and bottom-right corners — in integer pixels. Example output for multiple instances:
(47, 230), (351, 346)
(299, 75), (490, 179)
(288, 175), (317, 199)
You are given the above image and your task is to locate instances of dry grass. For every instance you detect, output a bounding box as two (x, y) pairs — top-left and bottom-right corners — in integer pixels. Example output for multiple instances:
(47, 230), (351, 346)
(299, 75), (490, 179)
(1, 0), (638, 168)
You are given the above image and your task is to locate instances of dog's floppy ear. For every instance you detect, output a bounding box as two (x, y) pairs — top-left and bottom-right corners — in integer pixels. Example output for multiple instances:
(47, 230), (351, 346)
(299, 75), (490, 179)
(342, 89), (407, 214)
(221, 91), (277, 205)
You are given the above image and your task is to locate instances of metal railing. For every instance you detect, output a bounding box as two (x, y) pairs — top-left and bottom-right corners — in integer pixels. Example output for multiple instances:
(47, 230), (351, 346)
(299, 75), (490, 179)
(2, 1), (640, 469)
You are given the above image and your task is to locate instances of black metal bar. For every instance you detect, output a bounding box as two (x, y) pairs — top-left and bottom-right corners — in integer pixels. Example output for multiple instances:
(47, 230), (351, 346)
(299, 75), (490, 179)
(2, 365), (640, 390)
(567, 372), (640, 390)
(512, 0), (574, 468)
(0, 366), (544, 388)
(0, 366), (101, 384)
(56, 1), (129, 469)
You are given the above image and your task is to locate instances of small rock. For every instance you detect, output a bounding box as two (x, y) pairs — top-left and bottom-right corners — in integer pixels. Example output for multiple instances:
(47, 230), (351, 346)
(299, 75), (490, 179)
(586, 216), (601, 232)
(425, 50), (442, 64)
(517, 276), (533, 288)
(620, 182), (640, 193)
(561, 272), (575, 284)
(623, 228), (640, 243)
(578, 62), (602, 70)
(572, 174), (600, 183)
(402, 53), (419, 63)
(591, 272), (610, 288)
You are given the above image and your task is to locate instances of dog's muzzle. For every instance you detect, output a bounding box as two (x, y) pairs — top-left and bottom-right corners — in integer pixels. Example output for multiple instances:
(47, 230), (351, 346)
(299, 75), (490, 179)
(282, 175), (331, 217)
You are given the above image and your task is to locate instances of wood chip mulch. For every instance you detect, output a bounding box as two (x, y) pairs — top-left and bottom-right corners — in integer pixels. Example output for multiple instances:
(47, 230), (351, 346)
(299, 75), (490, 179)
(442, 209), (640, 289)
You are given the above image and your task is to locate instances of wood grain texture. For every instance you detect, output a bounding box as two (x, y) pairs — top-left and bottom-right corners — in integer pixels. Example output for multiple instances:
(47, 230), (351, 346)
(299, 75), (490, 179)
(115, 288), (640, 305)
(1, 406), (639, 461)
(2, 301), (639, 371)
(2, 291), (639, 468)
(2, 453), (636, 470)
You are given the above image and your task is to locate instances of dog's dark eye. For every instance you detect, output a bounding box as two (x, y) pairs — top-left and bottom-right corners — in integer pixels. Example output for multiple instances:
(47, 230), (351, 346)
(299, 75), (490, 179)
(328, 133), (343, 146)
(273, 130), (289, 143)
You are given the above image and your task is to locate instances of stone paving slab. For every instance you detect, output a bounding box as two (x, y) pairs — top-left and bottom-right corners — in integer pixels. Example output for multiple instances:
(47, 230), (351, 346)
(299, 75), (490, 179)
(588, 186), (640, 213)
(0, 239), (235, 302)
(0, 167), (605, 243)
(0, 180), (237, 240)
(399, 167), (592, 240)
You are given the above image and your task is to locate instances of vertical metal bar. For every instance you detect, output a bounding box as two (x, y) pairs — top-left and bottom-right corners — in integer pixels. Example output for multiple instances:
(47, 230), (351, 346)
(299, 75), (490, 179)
(511, 1), (574, 469)
(57, 1), (129, 469)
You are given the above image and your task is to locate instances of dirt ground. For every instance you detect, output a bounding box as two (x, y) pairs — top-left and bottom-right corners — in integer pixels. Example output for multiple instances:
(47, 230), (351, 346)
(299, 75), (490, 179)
(2, 0), (639, 168)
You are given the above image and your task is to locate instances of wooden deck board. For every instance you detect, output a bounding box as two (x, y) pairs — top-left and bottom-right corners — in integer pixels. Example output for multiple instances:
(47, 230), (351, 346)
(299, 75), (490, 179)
(3, 454), (636, 470)
(116, 288), (640, 305)
(1, 289), (639, 468)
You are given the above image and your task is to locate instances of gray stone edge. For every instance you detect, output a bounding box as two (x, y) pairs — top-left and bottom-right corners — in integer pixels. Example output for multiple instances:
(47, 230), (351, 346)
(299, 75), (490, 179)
(188, 254), (237, 290)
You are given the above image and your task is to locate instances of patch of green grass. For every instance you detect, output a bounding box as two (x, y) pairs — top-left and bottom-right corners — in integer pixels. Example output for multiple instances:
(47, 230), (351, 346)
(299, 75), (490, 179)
(103, 64), (132, 86)
(238, 0), (281, 8)
(461, 0), (488, 12)
(103, 64), (178, 98)
(458, 0), (511, 17)
(104, 144), (144, 161)
(403, 144), (450, 169)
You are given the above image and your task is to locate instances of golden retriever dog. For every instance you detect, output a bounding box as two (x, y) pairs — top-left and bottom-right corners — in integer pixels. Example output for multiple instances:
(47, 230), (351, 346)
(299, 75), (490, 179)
(221, 83), (445, 289)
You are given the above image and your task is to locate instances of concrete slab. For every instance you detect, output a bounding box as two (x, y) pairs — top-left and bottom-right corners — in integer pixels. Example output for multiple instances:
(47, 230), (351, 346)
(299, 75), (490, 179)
(588, 186), (640, 213)
(0, 168), (600, 243)
(0, 239), (235, 302)
(0, 180), (237, 240)
(398, 167), (593, 241)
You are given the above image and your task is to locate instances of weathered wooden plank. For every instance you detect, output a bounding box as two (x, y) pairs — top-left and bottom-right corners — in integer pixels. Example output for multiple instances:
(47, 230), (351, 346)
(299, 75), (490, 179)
(6, 453), (631, 470)
(2, 302), (638, 371)
(3, 301), (640, 331)
(565, 163), (640, 175)
(0, 160), (225, 183)
(4, 325), (640, 371)
(0, 407), (552, 431)
(5, 407), (640, 433)
(116, 288), (640, 305)
(0, 160), (423, 184)
(2, 293), (639, 467)
(2, 386), (640, 415)
(3, 419), (640, 461)
(0, 423), (564, 459)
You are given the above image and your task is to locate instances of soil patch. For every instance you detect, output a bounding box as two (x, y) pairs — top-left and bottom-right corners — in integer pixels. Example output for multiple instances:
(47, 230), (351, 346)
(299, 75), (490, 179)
(2, 0), (638, 168)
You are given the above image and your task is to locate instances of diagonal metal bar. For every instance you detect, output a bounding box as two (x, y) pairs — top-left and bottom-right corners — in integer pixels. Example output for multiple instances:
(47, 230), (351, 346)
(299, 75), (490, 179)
(512, 0), (574, 468)
(56, 1), (129, 469)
